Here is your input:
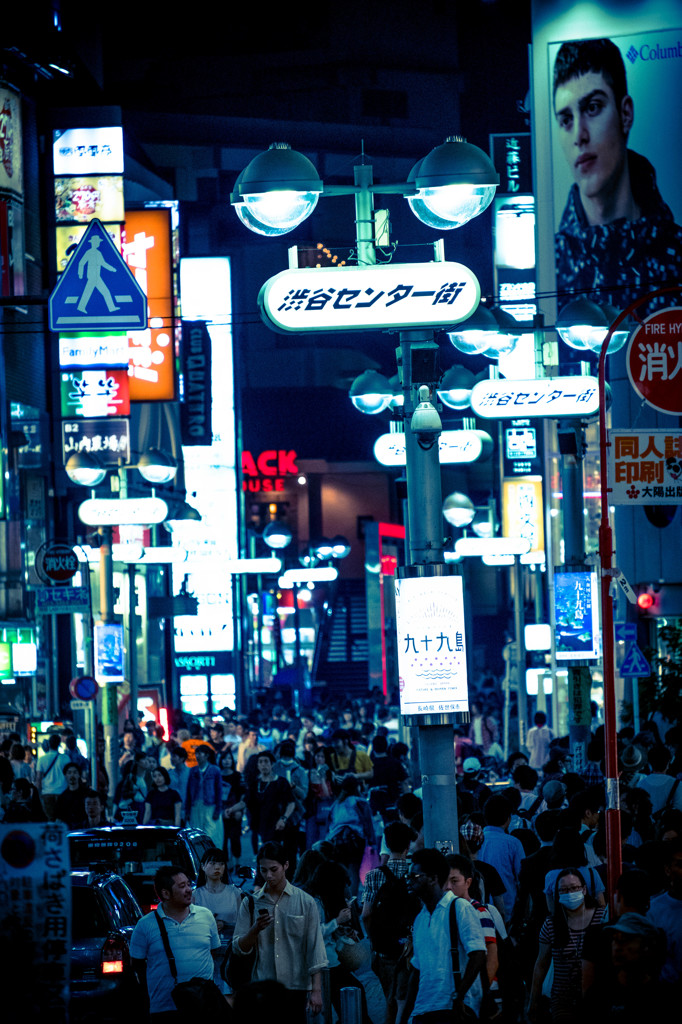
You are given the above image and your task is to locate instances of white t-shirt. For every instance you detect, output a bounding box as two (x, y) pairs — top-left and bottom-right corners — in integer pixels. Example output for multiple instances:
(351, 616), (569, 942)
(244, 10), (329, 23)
(411, 892), (486, 1016)
(130, 904), (220, 1013)
(37, 751), (71, 795)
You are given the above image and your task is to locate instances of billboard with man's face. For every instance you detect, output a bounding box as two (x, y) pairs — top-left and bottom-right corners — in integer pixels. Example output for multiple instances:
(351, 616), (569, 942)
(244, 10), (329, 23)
(548, 27), (682, 314)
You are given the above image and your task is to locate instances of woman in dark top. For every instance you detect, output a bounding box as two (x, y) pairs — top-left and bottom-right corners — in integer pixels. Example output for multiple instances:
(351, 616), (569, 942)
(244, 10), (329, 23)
(219, 747), (245, 865)
(142, 766), (182, 826)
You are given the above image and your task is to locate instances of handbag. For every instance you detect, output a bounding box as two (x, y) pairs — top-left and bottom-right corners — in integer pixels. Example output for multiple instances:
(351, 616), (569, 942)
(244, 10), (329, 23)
(153, 912), (226, 1012)
(221, 892), (257, 991)
(335, 897), (370, 973)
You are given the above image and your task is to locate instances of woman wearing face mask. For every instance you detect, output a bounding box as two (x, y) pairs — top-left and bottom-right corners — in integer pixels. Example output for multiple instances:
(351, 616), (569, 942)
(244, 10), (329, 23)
(527, 867), (606, 1024)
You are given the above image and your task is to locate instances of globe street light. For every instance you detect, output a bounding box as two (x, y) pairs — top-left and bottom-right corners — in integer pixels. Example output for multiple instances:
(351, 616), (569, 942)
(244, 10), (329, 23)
(233, 136), (498, 853)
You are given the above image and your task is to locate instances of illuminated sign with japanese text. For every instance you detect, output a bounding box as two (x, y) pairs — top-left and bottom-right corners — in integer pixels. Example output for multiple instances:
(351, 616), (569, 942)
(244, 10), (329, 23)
(55, 176), (124, 223)
(259, 262), (481, 333)
(502, 477), (545, 555)
(608, 429), (682, 505)
(395, 575), (469, 717)
(471, 376), (599, 418)
(53, 127), (124, 176)
(124, 208), (175, 401)
(374, 430), (490, 466)
(60, 369), (130, 417)
(62, 417), (130, 464)
(626, 307), (682, 415)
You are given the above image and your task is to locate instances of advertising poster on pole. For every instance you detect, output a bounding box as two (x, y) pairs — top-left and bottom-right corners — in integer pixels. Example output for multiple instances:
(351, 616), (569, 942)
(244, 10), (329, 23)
(395, 575), (469, 716)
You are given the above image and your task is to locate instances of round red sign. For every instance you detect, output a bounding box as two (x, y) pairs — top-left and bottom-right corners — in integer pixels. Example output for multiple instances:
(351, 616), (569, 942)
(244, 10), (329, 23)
(36, 541), (80, 584)
(626, 306), (682, 415)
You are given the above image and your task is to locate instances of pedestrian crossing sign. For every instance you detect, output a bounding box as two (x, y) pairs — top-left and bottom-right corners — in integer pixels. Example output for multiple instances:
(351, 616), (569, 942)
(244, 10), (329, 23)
(620, 643), (651, 677)
(49, 218), (148, 333)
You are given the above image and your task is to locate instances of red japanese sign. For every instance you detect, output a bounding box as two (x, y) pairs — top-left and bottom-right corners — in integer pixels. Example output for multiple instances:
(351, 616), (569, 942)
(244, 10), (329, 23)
(626, 307), (682, 415)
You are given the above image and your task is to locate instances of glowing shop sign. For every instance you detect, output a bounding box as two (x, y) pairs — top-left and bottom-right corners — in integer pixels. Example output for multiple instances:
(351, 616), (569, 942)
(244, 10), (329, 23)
(471, 376), (599, 418)
(260, 262), (480, 333)
(374, 429), (489, 467)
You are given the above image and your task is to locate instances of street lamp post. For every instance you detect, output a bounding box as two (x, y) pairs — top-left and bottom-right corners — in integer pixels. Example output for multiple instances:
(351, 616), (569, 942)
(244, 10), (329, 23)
(232, 138), (498, 850)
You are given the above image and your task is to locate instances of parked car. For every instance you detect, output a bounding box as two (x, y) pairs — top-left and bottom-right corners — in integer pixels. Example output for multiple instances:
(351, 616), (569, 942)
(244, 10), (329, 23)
(68, 825), (215, 912)
(70, 869), (144, 1023)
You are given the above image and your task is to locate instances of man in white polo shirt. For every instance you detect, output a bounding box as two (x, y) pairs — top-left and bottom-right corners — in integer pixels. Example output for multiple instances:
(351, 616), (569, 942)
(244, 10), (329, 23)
(131, 865), (221, 1022)
(400, 848), (486, 1024)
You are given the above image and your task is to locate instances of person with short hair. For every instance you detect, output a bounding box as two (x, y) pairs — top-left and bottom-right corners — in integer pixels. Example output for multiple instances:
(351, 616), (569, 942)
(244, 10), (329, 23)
(82, 788), (110, 827)
(55, 762), (87, 829)
(130, 865), (221, 1023)
(231, 841), (327, 1023)
(330, 730), (374, 785)
(186, 744), (223, 845)
(401, 848), (486, 1024)
(362, 821), (417, 1024)
(143, 767), (182, 826)
(478, 794), (525, 923)
(526, 712), (554, 771)
(36, 734), (71, 820)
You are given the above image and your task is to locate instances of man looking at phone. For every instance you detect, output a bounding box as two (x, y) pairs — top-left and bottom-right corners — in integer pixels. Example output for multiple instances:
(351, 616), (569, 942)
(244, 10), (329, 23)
(231, 841), (327, 1021)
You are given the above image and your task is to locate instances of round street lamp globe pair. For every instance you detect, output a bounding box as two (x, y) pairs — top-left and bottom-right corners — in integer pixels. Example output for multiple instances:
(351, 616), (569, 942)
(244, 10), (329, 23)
(556, 298), (630, 354)
(65, 448), (178, 487)
(231, 137), (499, 236)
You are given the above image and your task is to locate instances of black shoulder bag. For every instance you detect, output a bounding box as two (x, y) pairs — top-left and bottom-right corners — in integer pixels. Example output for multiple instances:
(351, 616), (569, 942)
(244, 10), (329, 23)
(448, 898), (481, 1024)
(221, 892), (257, 991)
(153, 911), (226, 1013)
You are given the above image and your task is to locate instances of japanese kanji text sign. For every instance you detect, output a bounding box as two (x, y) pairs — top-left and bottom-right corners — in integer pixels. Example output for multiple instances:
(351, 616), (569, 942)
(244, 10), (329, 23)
(470, 376), (599, 418)
(259, 262), (480, 333)
(395, 575), (469, 716)
(626, 307), (682, 415)
(608, 429), (682, 505)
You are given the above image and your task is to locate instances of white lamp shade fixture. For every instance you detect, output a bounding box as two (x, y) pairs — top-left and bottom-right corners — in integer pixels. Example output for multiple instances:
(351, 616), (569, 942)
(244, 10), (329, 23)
(231, 144), (322, 235)
(65, 451), (107, 487)
(437, 365), (475, 409)
(556, 297), (608, 351)
(448, 305), (516, 359)
(597, 303), (630, 355)
(137, 448), (178, 485)
(263, 521), (293, 550)
(349, 369), (394, 414)
(442, 492), (476, 528)
(411, 137), (499, 229)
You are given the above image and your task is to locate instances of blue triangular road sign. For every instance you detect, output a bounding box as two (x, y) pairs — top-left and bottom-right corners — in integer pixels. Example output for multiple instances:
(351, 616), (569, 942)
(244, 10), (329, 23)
(620, 643), (651, 677)
(49, 219), (147, 333)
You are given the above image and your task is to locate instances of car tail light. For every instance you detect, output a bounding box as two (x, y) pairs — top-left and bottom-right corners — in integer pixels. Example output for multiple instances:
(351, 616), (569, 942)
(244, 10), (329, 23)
(101, 935), (127, 975)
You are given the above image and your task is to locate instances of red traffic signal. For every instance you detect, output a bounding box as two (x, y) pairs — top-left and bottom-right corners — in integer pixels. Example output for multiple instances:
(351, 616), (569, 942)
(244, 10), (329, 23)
(637, 592), (655, 611)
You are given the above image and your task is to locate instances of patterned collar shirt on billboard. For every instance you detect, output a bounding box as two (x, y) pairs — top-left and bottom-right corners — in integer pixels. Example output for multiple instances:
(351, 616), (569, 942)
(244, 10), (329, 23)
(555, 150), (682, 313)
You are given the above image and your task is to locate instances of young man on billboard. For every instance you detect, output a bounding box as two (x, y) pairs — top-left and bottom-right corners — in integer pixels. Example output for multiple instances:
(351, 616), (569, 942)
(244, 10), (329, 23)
(552, 37), (682, 310)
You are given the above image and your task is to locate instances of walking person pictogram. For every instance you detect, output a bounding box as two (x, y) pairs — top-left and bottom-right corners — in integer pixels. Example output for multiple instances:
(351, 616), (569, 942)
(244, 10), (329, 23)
(77, 235), (119, 313)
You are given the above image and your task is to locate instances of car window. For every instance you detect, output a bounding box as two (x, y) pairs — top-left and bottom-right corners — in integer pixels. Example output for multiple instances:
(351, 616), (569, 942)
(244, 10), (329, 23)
(72, 885), (110, 939)
(102, 877), (143, 928)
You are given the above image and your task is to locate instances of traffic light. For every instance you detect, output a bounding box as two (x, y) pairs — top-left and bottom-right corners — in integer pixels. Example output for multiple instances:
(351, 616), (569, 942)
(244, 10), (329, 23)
(636, 585), (661, 616)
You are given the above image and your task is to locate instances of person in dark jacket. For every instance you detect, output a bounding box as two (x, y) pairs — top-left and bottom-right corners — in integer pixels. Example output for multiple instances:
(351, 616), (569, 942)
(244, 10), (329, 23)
(186, 743), (223, 845)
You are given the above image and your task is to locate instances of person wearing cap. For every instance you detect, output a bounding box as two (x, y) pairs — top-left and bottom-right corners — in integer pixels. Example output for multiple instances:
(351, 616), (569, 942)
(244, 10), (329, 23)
(583, 913), (668, 1023)
(457, 757), (493, 815)
(619, 744), (648, 788)
(647, 834), (682, 991)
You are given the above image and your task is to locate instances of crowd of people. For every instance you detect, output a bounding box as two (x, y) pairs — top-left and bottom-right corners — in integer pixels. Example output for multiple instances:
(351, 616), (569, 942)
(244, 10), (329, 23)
(2, 695), (682, 1023)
